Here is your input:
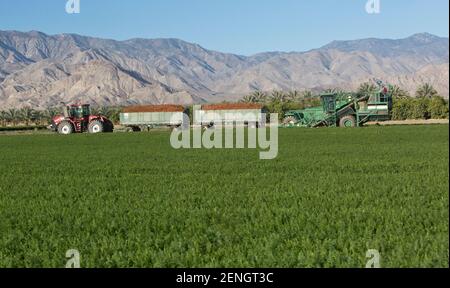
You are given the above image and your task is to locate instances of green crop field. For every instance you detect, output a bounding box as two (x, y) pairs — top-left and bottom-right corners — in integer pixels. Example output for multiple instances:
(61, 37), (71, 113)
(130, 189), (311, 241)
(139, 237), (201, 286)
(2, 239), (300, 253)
(0, 125), (448, 268)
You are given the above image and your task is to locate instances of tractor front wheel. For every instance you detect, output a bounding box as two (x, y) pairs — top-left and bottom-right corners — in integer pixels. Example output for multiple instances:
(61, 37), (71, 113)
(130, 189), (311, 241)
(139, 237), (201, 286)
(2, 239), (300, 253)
(339, 115), (357, 127)
(88, 120), (104, 134)
(57, 121), (73, 135)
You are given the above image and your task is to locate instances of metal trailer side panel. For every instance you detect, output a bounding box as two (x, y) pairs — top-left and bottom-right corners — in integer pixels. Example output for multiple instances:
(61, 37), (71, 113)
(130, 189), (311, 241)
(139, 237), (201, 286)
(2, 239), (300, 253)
(194, 108), (264, 125)
(120, 112), (184, 126)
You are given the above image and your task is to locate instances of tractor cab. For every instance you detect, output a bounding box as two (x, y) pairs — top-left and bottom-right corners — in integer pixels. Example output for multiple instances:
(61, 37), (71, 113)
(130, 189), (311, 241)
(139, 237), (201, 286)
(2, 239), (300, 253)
(321, 92), (358, 115)
(66, 104), (91, 119)
(65, 104), (91, 132)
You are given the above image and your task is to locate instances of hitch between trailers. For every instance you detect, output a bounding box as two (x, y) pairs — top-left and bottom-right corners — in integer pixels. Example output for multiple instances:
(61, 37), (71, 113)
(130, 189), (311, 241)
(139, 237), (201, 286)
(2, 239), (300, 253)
(47, 123), (56, 131)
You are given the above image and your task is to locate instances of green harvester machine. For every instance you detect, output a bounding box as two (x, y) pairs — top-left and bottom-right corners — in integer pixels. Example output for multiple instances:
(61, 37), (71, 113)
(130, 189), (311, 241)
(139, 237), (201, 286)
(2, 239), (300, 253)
(282, 80), (393, 128)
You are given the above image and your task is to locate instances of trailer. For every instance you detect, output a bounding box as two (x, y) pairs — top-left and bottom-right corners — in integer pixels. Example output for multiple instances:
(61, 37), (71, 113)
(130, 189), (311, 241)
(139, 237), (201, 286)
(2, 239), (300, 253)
(120, 105), (187, 132)
(193, 103), (265, 128)
(283, 80), (393, 128)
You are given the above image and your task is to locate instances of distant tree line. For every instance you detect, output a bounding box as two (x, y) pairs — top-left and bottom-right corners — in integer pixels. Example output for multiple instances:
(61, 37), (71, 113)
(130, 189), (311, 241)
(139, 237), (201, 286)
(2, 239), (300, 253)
(389, 84), (449, 120)
(0, 106), (122, 127)
(239, 90), (321, 120)
(0, 83), (448, 127)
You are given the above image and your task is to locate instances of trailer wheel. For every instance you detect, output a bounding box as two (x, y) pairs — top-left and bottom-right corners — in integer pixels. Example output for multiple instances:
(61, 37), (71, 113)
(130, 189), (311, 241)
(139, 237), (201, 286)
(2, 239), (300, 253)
(139, 125), (149, 132)
(88, 120), (104, 133)
(125, 126), (141, 132)
(57, 121), (73, 135)
(339, 115), (356, 127)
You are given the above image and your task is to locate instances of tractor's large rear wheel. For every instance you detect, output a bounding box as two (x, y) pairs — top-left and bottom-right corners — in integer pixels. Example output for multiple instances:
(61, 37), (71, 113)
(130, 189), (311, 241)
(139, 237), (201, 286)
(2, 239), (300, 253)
(283, 116), (298, 126)
(88, 120), (104, 134)
(339, 115), (357, 127)
(103, 121), (114, 133)
(57, 121), (73, 135)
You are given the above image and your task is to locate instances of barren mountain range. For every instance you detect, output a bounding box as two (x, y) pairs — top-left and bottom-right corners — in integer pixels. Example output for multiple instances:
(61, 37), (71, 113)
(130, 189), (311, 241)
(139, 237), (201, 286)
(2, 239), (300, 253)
(0, 30), (448, 108)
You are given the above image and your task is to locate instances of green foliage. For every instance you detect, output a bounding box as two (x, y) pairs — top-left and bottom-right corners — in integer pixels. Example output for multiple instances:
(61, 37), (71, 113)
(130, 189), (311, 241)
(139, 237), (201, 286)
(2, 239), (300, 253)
(99, 106), (122, 124)
(270, 90), (288, 103)
(429, 96), (449, 119)
(240, 90), (320, 120)
(0, 126), (448, 267)
(416, 83), (438, 98)
(240, 95), (255, 103)
(410, 97), (431, 120)
(286, 91), (301, 102)
(264, 102), (286, 120)
(357, 82), (378, 98)
(391, 97), (413, 120)
(390, 85), (410, 99)
(392, 96), (448, 120)
(240, 91), (267, 103)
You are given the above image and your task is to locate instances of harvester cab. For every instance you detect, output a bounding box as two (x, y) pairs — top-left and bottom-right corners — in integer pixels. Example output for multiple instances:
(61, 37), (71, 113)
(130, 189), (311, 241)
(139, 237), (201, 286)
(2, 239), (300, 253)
(322, 94), (337, 113)
(49, 103), (114, 135)
(283, 80), (393, 128)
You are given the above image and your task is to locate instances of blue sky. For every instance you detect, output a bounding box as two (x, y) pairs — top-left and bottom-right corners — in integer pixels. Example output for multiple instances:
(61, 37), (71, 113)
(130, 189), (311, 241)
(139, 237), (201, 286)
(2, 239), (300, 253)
(0, 0), (448, 55)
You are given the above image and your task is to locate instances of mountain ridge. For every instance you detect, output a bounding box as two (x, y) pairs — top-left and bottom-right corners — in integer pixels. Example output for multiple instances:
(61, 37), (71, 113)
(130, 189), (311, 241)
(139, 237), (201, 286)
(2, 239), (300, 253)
(0, 30), (448, 108)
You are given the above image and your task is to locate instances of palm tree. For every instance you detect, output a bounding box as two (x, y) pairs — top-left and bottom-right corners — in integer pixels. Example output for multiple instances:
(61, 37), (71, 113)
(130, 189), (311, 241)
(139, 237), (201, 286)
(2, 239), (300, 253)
(416, 83), (438, 98)
(240, 95), (255, 103)
(242, 91), (267, 103)
(90, 107), (100, 116)
(390, 85), (410, 99)
(302, 90), (314, 99)
(251, 91), (267, 103)
(108, 107), (122, 124)
(286, 90), (301, 102)
(7, 108), (20, 126)
(33, 110), (45, 125)
(0, 111), (7, 127)
(99, 106), (111, 117)
(99, 106), (121, 124)
(357, 82), (378, 98)
(270, 90), (287, 103)
(323, 88), (339, 94)
(19, 107), (35, 126)
(241, 91), (267, 103)
(43, 107), (60, 124)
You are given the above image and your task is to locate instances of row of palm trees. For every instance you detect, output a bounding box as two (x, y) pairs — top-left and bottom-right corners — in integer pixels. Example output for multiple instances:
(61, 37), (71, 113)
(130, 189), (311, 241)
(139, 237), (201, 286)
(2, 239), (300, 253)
(0, 107), (59, 127)
(0, 106), (122, 127)
(241, 90), (316, 104)
(240, 83), (443, 104)
(357, 82), (440, 99)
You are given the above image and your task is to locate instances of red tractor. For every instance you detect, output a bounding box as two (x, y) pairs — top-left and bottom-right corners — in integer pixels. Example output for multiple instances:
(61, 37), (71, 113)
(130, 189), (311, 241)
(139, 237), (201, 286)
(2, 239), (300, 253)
(49, 103), (114, 135)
